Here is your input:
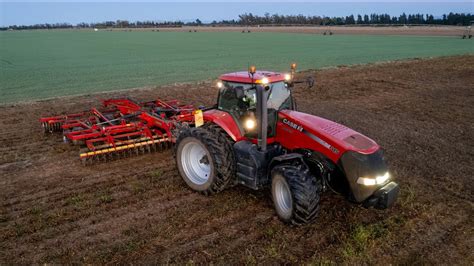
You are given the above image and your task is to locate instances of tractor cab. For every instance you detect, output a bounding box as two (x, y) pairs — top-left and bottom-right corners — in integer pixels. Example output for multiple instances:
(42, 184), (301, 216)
(216, 67), (295, 141)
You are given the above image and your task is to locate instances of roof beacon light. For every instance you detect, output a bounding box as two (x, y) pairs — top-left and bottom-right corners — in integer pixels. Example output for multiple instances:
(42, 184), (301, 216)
(291, 63), (297, 71)
(249, 65), (256, 75)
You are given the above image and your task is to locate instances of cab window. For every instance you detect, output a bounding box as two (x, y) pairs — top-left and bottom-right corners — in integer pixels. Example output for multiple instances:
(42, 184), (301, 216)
(218, 82), (256, 118)
(267, 82), (292, 111)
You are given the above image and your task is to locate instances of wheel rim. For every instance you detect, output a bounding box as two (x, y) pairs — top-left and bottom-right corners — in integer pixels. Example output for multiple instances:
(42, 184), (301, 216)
(180, 141), (211, 185)
(274, 177), (292, 216)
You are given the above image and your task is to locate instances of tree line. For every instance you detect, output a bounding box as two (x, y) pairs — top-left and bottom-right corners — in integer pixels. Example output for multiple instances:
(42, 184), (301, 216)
(1, 12), (472, 31)
(236, 12), (473, 26)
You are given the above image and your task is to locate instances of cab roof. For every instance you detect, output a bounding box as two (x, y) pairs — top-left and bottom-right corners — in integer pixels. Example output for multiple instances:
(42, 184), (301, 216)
(219, 71), (286, 84)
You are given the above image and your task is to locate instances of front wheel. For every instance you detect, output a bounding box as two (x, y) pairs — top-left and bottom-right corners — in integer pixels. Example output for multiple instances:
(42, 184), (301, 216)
(271, 163), (322, 225)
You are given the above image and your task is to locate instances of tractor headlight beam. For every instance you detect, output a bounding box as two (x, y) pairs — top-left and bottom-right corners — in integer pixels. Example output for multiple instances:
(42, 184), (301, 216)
(357, 172), (390, 186)
(244, 118), (256, 130)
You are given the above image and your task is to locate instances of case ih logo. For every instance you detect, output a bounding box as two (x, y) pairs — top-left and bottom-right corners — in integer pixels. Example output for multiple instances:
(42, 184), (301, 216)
(283, 118), (304, 132)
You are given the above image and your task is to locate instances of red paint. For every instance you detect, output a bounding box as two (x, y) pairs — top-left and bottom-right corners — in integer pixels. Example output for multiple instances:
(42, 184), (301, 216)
(204, 108), (380, 163)
(220, 71), (286, 84)
(203, 109), (244, 141)
(275, 110), (380, 163)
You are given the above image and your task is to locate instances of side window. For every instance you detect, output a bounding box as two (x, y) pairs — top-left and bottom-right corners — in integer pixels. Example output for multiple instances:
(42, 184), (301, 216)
(218, 82), (256, 118)
(219, 86), (238, 111)
(267, 82), (292, 111)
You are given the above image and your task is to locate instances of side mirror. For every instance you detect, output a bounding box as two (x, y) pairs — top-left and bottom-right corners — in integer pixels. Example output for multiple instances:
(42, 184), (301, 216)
(287, 76), (315, 89)
(286, 62), (315, 89)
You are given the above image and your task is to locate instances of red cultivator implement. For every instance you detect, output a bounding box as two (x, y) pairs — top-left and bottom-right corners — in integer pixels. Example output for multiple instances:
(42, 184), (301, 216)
(40, 98), (196, 164)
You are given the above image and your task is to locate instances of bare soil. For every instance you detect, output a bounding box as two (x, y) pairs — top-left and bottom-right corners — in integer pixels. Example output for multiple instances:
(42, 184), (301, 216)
(125, 25), (468, 36)
(1, 55), (473, 264)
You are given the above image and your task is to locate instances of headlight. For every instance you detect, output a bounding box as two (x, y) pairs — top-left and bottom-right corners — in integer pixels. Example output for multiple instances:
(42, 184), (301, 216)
(284, 73), (291, 81)
(217, 81), (223, 88)
(357, 172), (390, 186)
(261, 77), (269, 85)
(244, 118), (256, 130)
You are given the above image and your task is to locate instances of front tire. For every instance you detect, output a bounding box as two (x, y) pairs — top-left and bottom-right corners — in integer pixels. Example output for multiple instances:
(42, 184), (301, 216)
(175, 125), (235, 195)
(271, 163), (322, 225)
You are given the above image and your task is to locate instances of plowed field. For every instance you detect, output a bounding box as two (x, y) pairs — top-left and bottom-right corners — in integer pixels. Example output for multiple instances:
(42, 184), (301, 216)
(1, 55), (473, 264)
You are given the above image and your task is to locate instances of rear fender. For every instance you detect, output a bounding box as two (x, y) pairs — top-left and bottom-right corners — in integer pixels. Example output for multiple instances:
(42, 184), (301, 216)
(203, 109), (244, 141)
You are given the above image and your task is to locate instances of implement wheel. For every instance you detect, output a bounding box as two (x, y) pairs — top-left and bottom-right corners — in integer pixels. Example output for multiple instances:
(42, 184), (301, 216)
(271, 162), (322, 225)
(175, 124), (235, 195)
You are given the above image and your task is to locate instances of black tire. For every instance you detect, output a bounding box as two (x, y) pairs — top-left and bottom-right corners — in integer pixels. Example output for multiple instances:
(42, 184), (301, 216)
(271, 162), (322, 225)
(175, 124), (235, 195)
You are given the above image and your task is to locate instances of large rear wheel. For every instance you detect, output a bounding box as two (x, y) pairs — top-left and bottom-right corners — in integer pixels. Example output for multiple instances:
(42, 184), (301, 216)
(271, 163), (322, 225)
(175, 124), (235, 195)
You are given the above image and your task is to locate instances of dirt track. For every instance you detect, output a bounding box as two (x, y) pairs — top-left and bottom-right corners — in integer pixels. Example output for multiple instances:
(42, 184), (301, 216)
(1, 56), (473, 264)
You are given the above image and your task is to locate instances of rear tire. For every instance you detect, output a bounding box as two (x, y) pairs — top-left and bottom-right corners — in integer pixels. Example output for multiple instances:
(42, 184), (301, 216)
(175, 124), (235, 195)
(271, 162), (322, 225)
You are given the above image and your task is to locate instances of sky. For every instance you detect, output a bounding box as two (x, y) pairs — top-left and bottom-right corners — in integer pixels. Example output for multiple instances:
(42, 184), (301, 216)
(0, 1), (472, 26)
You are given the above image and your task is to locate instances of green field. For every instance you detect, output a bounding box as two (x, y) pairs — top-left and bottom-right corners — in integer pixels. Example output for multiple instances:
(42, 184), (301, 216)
(0, 30), (472, 103)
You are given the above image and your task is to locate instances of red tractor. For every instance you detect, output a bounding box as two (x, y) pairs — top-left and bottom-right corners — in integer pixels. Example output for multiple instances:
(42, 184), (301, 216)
(175, 65), (399, 224)
(40, 64), (399, 225)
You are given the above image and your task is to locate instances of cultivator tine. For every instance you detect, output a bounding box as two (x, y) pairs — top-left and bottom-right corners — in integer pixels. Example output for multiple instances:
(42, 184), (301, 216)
(78, 137), (171, 164)
(145, 143), (151, 153)
(134, 146), (139, 155)
(158, 142), (164, 151)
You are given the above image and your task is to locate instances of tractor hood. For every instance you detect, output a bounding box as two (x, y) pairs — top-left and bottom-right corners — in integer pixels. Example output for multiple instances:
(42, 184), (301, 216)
(277, 110), (391, 203)
(279, 110), (380, 157)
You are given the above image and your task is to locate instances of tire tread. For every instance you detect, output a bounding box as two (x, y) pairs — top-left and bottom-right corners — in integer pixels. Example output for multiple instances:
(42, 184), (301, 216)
(175, 123), (235, 195)
(272, 163), (322, 225)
